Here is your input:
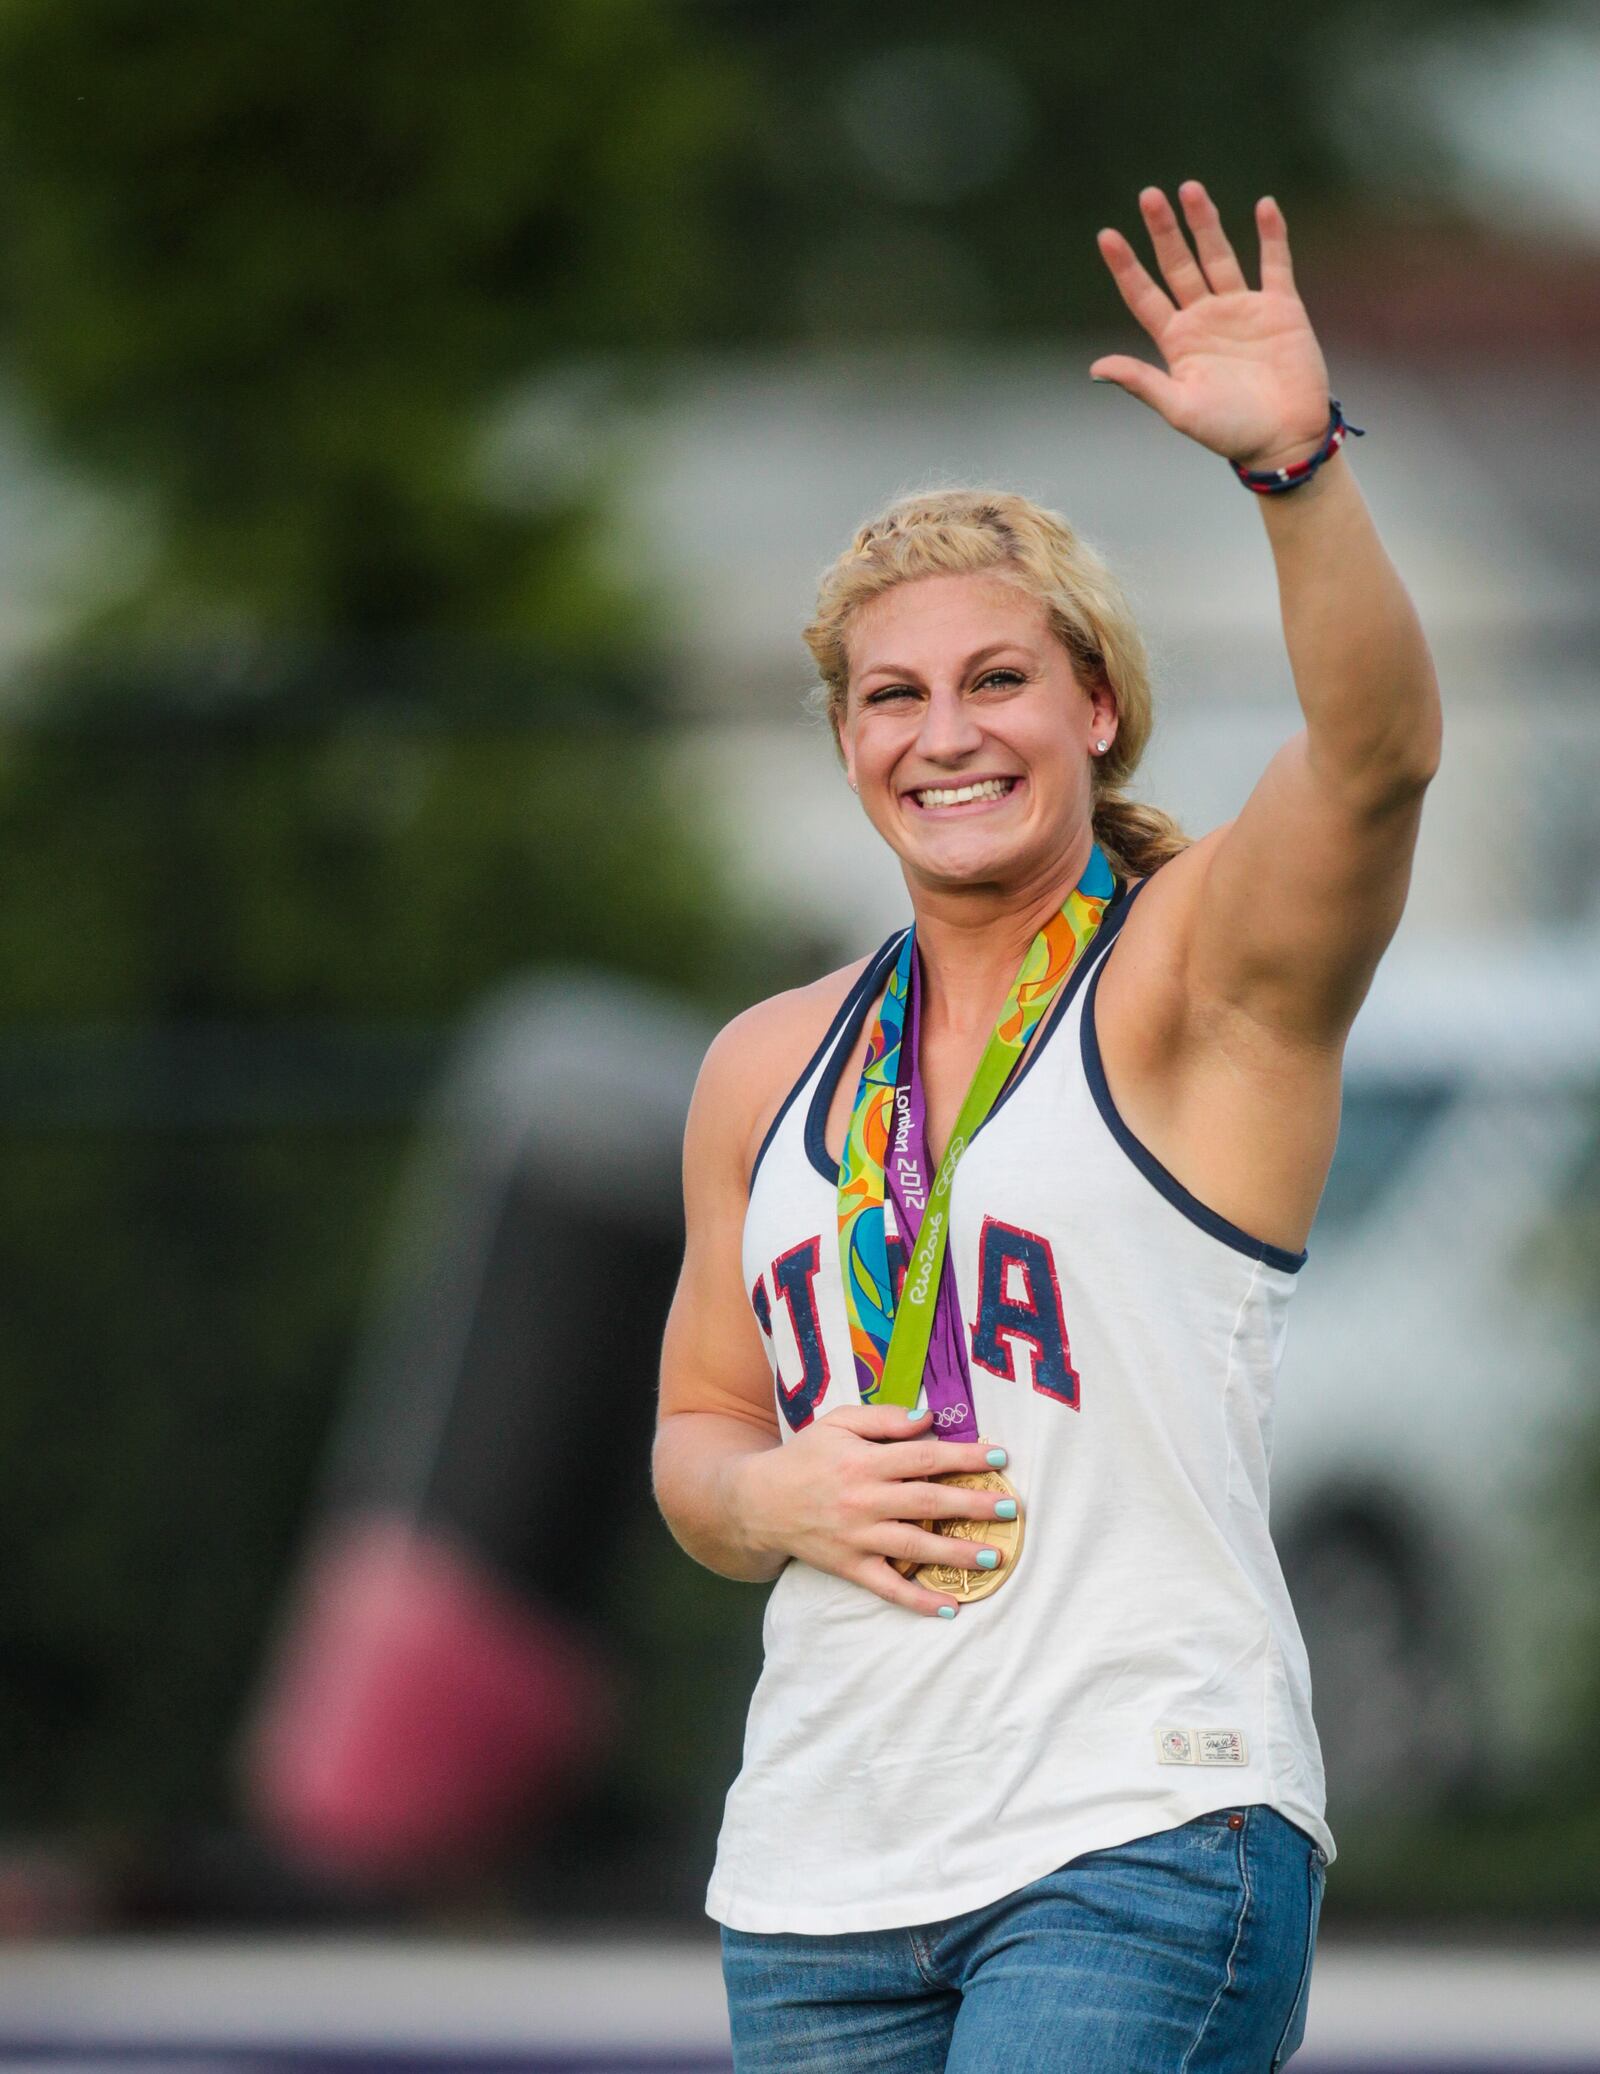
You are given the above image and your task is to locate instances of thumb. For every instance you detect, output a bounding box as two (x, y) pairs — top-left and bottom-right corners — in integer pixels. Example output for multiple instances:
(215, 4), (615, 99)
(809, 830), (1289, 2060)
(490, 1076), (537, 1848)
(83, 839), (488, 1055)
(1090, 354), (1179, 418)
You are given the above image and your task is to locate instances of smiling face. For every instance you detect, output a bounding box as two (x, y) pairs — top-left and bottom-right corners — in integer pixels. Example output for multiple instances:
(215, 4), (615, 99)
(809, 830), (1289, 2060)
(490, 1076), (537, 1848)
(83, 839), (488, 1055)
(837, 571), (1118, 893)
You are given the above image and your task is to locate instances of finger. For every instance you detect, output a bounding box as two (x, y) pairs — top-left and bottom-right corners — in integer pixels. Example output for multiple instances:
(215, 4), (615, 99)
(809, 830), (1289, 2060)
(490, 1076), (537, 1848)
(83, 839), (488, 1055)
(1088, 354), (1180, 418)
(1094, 225), (1175, 344)
(859, 1554), (963, 1618)
(884, 1437), (1010, 1480)
(1177, 178), (1247, 294)
(889, 1479), (1018, 1524)
(881, 1520), (1001, 1573)
(1257, 194), (1296, 295)
(1137, 185), (1211, 308)
(831, 1401), (933, 1440)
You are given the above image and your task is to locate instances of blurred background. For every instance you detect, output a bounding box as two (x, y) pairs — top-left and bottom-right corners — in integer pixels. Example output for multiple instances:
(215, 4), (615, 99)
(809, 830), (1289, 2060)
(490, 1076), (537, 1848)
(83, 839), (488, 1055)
(0, 0), (1597, 2066)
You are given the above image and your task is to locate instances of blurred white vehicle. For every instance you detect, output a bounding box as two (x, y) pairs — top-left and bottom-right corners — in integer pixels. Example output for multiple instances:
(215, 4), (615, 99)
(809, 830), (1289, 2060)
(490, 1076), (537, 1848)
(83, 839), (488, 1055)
(1271, 928), (1600, 1818)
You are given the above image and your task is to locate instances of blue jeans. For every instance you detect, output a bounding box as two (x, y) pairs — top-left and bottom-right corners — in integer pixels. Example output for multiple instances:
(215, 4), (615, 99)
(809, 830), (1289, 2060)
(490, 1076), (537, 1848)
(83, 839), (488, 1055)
(720, 1803), (1326, 2072)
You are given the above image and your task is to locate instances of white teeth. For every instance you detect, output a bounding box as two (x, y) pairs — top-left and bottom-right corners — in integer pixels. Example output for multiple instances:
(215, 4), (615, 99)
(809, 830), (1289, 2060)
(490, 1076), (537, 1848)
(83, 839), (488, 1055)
(914, 778), (1014, 808)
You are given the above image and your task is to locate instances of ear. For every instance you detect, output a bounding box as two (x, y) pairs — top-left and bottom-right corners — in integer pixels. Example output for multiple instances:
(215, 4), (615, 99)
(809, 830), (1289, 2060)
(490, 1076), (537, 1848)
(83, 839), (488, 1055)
(1088, 679), (1119, 752)
(835, 713), (858, 792)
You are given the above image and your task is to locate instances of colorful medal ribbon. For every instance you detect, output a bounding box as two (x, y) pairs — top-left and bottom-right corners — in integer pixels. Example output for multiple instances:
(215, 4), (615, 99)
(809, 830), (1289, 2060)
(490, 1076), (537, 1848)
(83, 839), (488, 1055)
(837, 843), (1116, 1438)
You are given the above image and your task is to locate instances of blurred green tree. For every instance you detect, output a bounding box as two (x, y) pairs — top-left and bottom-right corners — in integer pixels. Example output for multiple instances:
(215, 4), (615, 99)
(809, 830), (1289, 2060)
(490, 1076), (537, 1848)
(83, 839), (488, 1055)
(0, 0), (768, 1888)
(0, 0), (739, 649)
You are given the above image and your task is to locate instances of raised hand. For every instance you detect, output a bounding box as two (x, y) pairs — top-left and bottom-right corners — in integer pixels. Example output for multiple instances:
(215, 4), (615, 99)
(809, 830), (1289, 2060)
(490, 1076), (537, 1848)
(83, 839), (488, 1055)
(1091, 182), (1332, 476)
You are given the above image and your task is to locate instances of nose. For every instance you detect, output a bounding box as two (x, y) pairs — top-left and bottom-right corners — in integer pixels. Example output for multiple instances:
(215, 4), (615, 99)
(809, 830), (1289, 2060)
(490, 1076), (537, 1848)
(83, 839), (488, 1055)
(914, 685), (985, 765)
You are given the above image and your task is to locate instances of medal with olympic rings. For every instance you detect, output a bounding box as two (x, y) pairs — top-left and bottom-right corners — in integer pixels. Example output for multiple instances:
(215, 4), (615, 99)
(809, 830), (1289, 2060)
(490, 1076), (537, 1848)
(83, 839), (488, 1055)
(837, 842), (1116, 1597)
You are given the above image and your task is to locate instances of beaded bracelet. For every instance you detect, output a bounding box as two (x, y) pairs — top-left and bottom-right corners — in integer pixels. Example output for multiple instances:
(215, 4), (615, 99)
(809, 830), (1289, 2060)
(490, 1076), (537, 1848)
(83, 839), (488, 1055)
(1231, 400), (1364, 495)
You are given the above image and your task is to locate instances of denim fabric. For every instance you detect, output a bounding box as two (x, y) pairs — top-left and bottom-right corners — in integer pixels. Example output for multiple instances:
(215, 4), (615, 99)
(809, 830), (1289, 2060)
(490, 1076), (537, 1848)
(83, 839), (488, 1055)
(720, 1803), (1326, 2073)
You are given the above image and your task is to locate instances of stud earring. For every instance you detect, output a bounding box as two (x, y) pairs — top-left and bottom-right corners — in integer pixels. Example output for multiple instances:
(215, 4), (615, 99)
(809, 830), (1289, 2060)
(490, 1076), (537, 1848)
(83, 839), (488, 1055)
(1095, 739), (1109, 753)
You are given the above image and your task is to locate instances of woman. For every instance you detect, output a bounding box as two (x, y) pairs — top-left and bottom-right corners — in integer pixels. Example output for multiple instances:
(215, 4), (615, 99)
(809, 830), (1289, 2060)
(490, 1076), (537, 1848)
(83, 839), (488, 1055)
(653, 181), (1440, 2071)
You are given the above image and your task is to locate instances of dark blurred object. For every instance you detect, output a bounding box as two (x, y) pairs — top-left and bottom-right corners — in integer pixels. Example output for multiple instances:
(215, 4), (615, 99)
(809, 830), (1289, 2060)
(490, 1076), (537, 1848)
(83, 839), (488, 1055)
(0, 1841), (107, 1938)
(241, 973), (711, 1890)
(0, 690), (750, 1912)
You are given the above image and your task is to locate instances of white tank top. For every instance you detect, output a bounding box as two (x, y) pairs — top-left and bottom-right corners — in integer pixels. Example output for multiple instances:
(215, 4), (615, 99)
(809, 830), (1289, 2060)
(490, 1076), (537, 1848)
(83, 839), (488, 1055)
(705, 877), (1334, 1935)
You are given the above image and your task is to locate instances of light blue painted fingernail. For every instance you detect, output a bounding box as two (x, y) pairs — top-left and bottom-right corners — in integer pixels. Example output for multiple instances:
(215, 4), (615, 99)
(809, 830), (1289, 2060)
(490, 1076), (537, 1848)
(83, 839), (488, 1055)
(977, 1549), (1000, 1570)
(937, 1605), (957, 1619)
(994, 1499), (1017, 1520)
(986, 1447), (1008, 1467)
(905, 1406), (923, 1419)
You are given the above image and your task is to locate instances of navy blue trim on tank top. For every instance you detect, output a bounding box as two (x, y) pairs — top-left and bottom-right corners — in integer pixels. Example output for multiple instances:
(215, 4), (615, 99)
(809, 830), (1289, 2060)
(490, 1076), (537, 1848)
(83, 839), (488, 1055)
(749, 930), (908, 1192)
(1081, 940), (1309, 1275)
(800, 929), (910, 1184)
(802, 877), (1136, 1187)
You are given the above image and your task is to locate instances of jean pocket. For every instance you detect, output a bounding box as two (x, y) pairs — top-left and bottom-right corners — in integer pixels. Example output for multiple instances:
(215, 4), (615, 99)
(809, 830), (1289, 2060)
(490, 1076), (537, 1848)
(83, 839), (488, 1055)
(1270, 1847), (1326, 2069)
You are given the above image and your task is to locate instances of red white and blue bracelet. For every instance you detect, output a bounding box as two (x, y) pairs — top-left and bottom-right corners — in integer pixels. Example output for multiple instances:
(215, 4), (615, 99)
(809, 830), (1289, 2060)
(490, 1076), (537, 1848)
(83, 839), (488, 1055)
(1231, 399), (1364, 495)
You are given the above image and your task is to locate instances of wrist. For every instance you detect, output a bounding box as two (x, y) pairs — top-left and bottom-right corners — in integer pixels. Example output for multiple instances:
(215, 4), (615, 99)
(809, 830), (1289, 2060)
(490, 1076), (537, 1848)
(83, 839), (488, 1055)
(1232, 399), (1363, 497)
(1234, 425), (1327, 475)
(723, 1445), (788, 1578)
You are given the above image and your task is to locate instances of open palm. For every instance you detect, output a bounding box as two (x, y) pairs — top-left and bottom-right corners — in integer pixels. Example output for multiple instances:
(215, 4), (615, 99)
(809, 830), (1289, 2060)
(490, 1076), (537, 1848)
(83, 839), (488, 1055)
(1091, 182), (1331, 475)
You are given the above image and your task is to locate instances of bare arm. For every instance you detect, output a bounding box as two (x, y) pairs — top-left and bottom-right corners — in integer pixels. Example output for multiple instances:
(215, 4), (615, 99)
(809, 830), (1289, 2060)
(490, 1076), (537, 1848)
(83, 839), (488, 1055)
(653, 1413), (790, 1584)
(1189, 456), (1438, 1041)
(653, 1017), (789, 1584)
(1092, 182), (1441, 1047)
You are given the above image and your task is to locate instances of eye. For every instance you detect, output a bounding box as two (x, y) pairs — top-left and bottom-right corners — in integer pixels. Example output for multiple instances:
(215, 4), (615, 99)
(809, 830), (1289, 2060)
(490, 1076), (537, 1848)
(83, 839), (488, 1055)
(862, 668), (1025, 706)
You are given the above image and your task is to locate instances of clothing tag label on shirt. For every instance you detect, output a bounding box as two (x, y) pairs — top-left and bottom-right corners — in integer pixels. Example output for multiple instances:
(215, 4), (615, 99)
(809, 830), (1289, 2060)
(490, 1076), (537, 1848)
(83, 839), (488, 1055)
(1155, 1726), (1249, 1766)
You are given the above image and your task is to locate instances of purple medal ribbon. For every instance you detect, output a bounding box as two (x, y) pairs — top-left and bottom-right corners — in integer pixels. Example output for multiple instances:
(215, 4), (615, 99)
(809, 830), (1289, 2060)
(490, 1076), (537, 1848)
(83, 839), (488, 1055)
(882, 945), (982, 1446)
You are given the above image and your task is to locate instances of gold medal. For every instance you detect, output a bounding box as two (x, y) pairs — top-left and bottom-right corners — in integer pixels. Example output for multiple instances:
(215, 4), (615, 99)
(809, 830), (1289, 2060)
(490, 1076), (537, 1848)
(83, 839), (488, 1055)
(890, 1465), (1024, 1602)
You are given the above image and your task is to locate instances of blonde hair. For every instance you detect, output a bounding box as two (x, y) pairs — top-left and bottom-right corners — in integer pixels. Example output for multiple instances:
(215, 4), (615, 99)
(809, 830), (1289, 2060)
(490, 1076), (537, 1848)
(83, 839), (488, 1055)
(802, 486), (1189, 882)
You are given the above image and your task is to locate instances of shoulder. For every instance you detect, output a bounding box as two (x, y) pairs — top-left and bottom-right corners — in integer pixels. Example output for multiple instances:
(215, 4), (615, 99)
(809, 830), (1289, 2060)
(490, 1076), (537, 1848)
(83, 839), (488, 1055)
(686, 948), (890, 1185)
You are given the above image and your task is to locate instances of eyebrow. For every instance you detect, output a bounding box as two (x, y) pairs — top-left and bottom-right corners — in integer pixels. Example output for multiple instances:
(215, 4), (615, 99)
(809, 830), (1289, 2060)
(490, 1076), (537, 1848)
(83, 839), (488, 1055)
(856, 640), (1034, 687)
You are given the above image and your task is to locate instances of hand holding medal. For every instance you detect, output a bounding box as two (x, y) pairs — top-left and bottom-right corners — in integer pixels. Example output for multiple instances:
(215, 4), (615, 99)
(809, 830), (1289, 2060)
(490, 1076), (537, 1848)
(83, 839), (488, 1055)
(726, 1397), (1019, 1615)
(888, 1420), (1025, 1604)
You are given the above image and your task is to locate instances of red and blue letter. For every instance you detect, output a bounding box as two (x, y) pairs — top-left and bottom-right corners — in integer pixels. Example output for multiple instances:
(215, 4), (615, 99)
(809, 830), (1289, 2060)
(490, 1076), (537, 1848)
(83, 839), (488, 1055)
(970, 1216), (1079, 1409)
(752, 1236), (831, 1431)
